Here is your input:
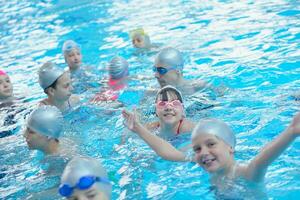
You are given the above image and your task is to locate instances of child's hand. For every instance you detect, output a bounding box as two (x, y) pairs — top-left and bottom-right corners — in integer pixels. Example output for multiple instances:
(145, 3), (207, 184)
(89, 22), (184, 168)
(288, 112), (300, 136)
(122, 108), (141, 133)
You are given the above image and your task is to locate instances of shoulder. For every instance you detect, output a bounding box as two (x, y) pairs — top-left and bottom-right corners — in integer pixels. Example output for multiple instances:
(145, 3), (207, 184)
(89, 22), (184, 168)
(39, 98), (49, 106)
(180, 118), (195, 133)
(145, 121), (160, 131)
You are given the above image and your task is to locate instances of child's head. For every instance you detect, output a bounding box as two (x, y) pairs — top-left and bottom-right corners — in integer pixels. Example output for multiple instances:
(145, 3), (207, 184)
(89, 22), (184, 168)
(0, 70), (13, 100)
(154, 47), (184, 87)
(24, 106), (63, 151)
(108, 56), (129, 86)
(130, 28), (151, 49)
(38, 62), (72, 102)
(59, 156), (112, 200)
(191, 119), (236, 173)
(62, 40), (82, 71)
(155, 85), (185, 125)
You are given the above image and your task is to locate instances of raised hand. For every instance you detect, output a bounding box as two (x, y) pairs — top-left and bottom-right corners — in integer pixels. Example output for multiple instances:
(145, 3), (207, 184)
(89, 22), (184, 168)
(122, 108), (141, 132)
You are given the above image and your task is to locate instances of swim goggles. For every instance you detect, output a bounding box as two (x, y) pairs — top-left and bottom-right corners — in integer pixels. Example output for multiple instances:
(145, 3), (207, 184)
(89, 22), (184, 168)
(156, 100), (182, 109)
(153, 66), (177, 75)
(59, 176), (110, 197)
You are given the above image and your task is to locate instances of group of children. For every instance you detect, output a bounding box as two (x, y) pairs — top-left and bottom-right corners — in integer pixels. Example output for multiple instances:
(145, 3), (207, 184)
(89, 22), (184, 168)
(1, 28), (299, 199)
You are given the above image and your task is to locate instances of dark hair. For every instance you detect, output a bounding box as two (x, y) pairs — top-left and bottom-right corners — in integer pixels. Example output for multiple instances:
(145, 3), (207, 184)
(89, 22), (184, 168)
(156, 87), (183, 103)
(44, 79), (58, 94)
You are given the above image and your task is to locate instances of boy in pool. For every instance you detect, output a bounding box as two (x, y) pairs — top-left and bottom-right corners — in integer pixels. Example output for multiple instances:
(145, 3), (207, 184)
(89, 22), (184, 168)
(153, 47), (224, 96)
(38, 62), (79, 112)
(59, 156), (112, 200)
(122, 109), (300, 196)
(0, 70), (14, 104)
(24, 106), (64, 155)
(63, 40), (82, 73)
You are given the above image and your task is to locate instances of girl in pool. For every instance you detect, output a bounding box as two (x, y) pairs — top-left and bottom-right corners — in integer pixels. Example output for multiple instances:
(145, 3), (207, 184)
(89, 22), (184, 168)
(59, 156), (112, 200)
(145, 85), (195, 139)
(0, 69), (14, 104)
(91, 56), (130, 108)
(38, 62), (79, 112)
(122, 108), (300, 197)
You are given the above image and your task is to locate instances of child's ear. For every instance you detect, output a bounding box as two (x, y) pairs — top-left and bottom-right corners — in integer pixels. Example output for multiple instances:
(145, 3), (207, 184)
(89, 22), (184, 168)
(48, 87), (55, 96)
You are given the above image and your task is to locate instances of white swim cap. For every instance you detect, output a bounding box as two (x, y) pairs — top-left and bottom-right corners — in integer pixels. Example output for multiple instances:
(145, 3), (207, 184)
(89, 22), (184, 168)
(155, 47), (184, 72)
(108, 56), (129, 80)
(192, 119), (236, 149)
(62, 40), (81, 54)
(156, 85), (183, 103)
(60, 156), (111, 198)
(38, 62), (66, 90)
(27, 106), (63, 139)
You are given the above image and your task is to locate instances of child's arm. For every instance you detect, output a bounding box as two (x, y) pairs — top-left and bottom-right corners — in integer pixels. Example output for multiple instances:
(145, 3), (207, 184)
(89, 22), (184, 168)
(244, 112), (300, 182)
(122, 109), (187, 162)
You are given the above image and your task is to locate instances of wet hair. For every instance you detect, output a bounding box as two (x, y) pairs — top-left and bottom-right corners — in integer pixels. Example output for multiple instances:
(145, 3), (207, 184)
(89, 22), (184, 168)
(156, 85), (183, 103)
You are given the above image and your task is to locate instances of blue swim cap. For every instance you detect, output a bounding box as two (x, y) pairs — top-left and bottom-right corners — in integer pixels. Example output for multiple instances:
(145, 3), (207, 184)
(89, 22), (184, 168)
(27, 106), (63, 139)
(108, 56), (129, 80)
(62, 40), (81, 54)
(192, 119), (236, 149)
(155, 47), (184, 72)
(38, 62), (66, 90)
(60, 156), (111, 198)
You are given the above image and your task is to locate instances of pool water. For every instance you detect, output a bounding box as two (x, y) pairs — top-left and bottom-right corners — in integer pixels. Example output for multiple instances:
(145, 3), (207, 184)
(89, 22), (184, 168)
(0, 0), (300, 199)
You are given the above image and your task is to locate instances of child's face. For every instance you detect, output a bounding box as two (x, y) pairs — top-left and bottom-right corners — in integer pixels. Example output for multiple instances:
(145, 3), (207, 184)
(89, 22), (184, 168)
(23, 128), (49, 151)
(156, 91), (184, 125)
(192, 134), (233, 173)
(0, 74), (13, 99)
(65, 49), (82, 71)
(154, 62), (179, 88)
(132, 35), (146, 48)
(68, 184), (109, 200)
(51, 72), (73, 102)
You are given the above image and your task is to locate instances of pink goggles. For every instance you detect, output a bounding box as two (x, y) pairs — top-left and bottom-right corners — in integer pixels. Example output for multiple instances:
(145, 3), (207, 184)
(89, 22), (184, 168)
(156, 100), (183, 109)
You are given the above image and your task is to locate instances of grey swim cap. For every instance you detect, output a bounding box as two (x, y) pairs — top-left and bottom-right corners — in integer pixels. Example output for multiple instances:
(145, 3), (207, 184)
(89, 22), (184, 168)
(108, 56), (129, 80)
(155, 47), (184, 71)
(62, 40), (81, 54)
(38, 62), (66, 90)
(61, 156), (111, 199)
(27, 106), (63, 139)
(156, 85), (183, 103)
(191, 119), (236, 148)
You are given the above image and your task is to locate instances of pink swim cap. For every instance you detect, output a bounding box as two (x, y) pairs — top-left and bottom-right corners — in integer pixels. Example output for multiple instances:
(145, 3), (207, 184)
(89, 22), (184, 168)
(0, 70), (7, 76)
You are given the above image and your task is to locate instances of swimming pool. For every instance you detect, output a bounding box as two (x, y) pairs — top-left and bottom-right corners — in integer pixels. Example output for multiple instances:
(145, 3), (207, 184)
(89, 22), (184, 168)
(0, 0), (299, 199)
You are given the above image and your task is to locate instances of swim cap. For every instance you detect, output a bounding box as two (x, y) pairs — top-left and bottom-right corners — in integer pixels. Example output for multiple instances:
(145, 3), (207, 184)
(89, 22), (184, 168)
(108, 56), (129, 80)
(129, 28), (151, 48)
(155, 47), (184, 72)
(60, 156), (111, 198)
(0, 70), (7, 76)
(38, 62), (66, 90)
(27, 106), (63, 139)
(62, 40), (81, 54)
(156, 85), (183, 103)
(191, 119), (236, 149)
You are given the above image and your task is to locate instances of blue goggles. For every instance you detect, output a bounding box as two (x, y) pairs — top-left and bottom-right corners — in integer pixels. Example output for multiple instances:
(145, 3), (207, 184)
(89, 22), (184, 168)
(59, 176), (110, 197)
(152, 66), (177, 75)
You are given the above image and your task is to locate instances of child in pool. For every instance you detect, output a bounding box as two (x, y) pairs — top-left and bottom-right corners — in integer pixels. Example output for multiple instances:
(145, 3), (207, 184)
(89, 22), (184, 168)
(62, 40), (97, 94)
(91, 56), (130, 108)
(145, 85), (195, 139)
(130, 28), (159, 50)
(153, 47), (225, 96)
(24, 106), (64, 155)
(122, 109), (300, 197)
(38, 62), (79, 112)
(0, 70), (14, 105)
(59, 156), (112, 200)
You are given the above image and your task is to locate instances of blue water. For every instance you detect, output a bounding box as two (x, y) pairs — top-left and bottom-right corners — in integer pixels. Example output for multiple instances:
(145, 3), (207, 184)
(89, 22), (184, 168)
(1, 0), (300, 199)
